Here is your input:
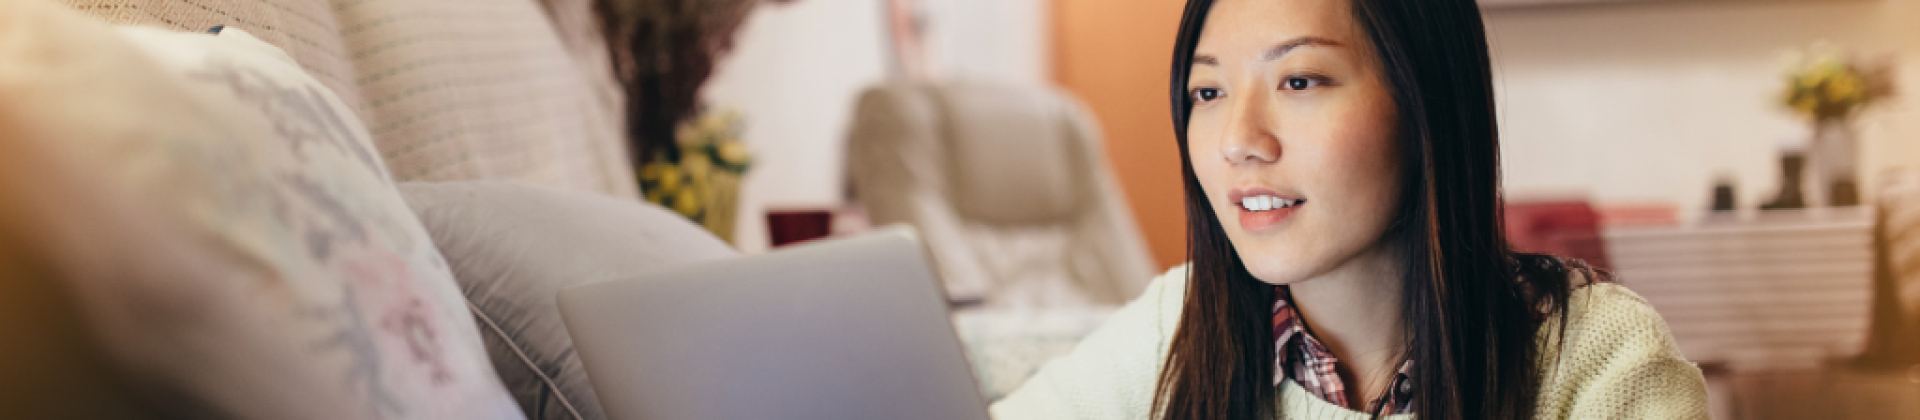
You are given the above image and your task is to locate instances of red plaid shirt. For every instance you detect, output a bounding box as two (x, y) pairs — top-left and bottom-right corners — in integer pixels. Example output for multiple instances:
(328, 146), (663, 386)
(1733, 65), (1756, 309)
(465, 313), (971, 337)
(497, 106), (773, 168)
(1271, 287), (1415, 415)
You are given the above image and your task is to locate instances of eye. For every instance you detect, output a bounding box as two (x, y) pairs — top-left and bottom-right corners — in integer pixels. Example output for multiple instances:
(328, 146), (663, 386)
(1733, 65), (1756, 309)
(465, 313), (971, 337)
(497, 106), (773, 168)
(1190, 87), (1224, 104)
(1281, 75), (1328, 91)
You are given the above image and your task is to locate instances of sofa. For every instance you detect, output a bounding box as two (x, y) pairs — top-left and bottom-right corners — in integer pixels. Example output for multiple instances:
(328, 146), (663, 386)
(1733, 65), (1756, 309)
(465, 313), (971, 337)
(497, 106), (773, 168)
(0, 0), (1145, 417)
(0, 0), (728, 418)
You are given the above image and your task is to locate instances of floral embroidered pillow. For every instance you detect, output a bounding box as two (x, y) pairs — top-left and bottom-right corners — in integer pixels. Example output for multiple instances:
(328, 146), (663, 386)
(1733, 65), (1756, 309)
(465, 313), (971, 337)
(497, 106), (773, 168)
(0, 1), (522, 418)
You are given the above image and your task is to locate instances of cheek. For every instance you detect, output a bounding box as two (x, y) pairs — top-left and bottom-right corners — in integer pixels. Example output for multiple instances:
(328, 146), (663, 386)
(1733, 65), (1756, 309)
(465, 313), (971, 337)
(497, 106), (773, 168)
(1314, 102), (1402, 218)
(1185, 116), (1229, 202)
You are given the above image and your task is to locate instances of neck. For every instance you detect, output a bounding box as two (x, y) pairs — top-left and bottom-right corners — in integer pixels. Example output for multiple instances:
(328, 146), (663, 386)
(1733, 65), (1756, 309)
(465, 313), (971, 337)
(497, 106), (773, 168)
(1287, 237), (1409, 400)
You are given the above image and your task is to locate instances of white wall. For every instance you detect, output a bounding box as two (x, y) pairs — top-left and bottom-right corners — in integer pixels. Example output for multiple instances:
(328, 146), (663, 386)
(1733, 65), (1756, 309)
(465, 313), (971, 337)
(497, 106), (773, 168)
(1485, 0), (1920, 218)
(919, 0), (1051, 85)
(702, 0), (1050, 252)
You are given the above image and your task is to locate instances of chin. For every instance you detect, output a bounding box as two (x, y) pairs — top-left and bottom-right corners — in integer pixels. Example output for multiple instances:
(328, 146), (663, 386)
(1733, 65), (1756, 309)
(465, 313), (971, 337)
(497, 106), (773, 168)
(1233, 245), (1321, 285)
(1245, 265), (1316, 285)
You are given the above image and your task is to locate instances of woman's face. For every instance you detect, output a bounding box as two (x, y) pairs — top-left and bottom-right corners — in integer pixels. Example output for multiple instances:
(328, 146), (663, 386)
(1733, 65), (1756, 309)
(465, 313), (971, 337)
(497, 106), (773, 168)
(1185, 0), (1403, 285)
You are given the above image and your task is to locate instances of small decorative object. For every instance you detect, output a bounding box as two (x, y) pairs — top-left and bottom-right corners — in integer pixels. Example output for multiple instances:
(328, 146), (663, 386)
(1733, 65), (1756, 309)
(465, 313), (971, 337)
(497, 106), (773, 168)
(1777, 43), (1896, 207)
(766, 209), (834, 248)
(1761, 146), (1808, 211)
(1709, 174), (1738, 213)
(640, 107), (753, 242)
(885, 0), (932, 80)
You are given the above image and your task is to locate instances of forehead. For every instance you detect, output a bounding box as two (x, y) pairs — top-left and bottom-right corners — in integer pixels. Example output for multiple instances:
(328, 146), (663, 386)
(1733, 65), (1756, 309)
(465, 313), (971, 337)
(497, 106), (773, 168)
(1195, 0), (1358, 54)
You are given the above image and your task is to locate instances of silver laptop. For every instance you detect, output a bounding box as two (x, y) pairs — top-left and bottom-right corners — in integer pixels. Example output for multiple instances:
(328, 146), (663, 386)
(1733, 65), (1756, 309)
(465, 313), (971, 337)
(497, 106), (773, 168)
(556, 227), (992, 420)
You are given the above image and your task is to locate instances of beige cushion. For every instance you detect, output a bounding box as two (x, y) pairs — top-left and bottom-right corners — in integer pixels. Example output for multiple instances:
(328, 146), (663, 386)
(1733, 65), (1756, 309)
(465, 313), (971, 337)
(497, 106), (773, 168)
(847, 81), (1156, 309)
(331, 0), (635, 197)
(400, 181), (738, 420)
(937, 82), (1091, 225)
(59, 0), (362, 118)
(0, 3), (521, 417)
(61, 0), (639, 198)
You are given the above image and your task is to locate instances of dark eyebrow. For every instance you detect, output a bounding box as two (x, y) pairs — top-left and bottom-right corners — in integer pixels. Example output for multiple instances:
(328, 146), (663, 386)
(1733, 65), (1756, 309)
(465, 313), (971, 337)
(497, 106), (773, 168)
(1192, 36), (1342, 67)
(1262, 36), (1342, 61)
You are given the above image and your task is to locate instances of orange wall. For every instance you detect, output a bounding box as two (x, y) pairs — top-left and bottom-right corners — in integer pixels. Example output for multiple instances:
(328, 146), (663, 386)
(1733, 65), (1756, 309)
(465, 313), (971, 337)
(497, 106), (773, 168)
(1052, 0), (1189, 269)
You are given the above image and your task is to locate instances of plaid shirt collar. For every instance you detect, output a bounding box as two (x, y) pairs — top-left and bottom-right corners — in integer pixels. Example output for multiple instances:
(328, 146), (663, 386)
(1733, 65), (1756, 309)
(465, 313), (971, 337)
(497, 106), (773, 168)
(1272, 286), (1416, 416)
(1269, 257), (1610, 416)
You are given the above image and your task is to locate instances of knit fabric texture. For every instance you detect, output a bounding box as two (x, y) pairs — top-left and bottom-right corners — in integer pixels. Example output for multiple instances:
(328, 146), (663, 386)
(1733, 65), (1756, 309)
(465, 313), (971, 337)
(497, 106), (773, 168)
(61, 0), (639, 198)
(990, 265), (1710, 420)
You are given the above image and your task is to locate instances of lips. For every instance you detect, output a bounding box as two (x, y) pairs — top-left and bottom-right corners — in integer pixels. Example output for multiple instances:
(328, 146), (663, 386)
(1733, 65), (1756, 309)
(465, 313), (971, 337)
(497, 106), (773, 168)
(1227, 186), (1306, 232)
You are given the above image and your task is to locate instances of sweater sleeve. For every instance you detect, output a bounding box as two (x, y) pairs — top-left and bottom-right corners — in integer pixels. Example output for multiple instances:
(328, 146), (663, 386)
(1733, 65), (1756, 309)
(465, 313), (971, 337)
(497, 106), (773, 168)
(990, 265), (1189, 420)
(1542, 283), (1711, 419)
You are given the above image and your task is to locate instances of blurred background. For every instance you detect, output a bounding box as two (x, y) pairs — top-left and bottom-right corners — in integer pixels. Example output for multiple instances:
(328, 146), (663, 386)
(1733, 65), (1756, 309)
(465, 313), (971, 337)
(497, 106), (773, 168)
(6, 0), (1918, 418)
(690, 0), (1920, 418)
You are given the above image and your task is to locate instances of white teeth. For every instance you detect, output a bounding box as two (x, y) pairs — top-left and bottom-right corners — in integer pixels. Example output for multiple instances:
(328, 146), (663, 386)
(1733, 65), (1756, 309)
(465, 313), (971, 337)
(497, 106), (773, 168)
(1240, 196), (1302, 212)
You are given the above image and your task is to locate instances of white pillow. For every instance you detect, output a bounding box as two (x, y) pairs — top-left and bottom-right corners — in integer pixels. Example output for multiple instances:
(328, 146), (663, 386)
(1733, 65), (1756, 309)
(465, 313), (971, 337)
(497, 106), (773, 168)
(0, 1), (522, 417)
(400, 181), (738, 420)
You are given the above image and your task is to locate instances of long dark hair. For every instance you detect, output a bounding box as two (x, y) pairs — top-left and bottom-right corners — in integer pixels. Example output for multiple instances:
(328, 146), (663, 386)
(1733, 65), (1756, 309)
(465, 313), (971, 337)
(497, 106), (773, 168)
(1152, 1), (1576, 419)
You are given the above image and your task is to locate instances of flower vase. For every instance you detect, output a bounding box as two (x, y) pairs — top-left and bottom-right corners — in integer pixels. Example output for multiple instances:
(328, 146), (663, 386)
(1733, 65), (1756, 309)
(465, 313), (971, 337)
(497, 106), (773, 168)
(701, 171), (742, 244)
(1807, 119), (1861, 207)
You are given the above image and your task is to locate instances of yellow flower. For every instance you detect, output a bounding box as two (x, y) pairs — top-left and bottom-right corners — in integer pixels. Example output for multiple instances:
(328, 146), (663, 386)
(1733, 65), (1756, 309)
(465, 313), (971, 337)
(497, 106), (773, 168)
(1792, 73), (1817, 93)
(1813, 57), (1845, 79)
(717, 141), (750, 166)
(696, 112), (730, 140)
(673, 187), (703, 217)
(682, 152), (713, 183)
(645, 187), (667, 204)
(640, 161), (670, 182)
(1792, 96), (1819, 116)
(1825, 72), (1864, 105)
(657, 165), (682, 193)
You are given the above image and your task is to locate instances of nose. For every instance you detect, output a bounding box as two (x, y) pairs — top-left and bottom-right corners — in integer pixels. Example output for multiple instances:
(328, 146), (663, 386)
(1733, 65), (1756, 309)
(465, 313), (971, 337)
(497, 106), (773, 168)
(1219, 94), (1280, 165)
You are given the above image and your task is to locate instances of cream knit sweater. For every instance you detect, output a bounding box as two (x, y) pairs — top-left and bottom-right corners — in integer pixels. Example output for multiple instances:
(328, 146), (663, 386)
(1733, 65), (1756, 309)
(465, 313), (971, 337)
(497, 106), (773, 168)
(990, 265), (1709, 419)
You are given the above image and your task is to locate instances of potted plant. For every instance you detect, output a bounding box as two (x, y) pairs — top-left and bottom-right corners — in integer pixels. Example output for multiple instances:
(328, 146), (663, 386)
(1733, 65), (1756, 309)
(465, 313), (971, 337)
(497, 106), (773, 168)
(640, 107), (752, 242)
(1775, 44), (1897, 207)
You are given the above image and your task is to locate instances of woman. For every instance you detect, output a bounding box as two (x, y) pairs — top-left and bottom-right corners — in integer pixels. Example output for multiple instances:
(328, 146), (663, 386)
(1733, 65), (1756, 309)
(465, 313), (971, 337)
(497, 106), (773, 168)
(990, 0), (1708, 419)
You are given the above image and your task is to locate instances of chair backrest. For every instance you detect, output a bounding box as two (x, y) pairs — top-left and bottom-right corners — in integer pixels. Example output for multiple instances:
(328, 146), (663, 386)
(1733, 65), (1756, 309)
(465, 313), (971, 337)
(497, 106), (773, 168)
(846, 81), (1155, 309)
